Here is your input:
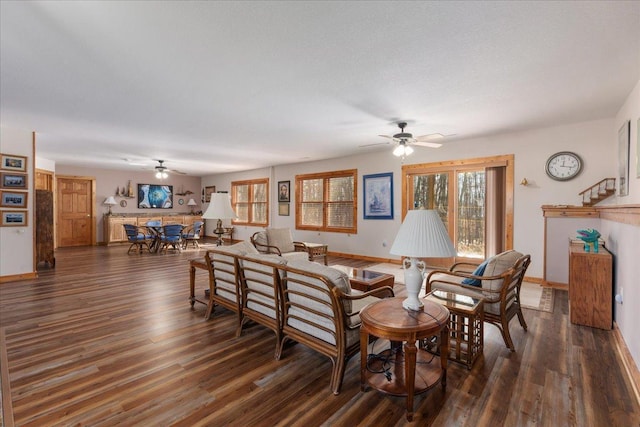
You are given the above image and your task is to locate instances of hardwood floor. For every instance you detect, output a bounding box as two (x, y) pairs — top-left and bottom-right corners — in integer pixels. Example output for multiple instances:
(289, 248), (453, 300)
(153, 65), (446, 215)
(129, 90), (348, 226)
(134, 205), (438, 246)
(0, 243), (638, 426)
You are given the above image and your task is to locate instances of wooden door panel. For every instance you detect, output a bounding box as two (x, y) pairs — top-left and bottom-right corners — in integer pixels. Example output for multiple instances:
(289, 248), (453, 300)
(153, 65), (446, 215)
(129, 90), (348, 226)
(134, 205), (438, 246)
(56, 177), (94, 247)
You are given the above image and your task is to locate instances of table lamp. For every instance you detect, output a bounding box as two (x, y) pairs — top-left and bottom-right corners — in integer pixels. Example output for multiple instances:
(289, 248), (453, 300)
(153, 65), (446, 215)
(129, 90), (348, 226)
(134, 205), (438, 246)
(187, 198), (197, 214)
(103, 196), (117, 215)
(390, 210), (456, 311)
(202, 193), (237, 245)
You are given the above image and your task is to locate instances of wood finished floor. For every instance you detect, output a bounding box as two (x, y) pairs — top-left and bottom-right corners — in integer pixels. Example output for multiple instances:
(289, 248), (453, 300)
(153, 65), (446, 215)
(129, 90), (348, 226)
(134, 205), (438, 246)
(0, 242), (638, 426)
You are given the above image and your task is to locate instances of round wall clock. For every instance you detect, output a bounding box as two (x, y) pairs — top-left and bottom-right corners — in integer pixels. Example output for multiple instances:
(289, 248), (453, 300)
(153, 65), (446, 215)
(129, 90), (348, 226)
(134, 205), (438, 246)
(178, 198), (184, 205)
(545, 151), (583, 181)
(119, 200), (127, 207)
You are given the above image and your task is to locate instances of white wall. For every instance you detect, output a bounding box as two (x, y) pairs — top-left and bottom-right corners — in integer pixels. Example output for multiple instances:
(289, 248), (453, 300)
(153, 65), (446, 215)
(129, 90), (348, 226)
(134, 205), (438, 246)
(202, 117), (616, 278)
(55, 165), (202, 242)
(0, 126), (34, 278)
(601, 78), (640, 366)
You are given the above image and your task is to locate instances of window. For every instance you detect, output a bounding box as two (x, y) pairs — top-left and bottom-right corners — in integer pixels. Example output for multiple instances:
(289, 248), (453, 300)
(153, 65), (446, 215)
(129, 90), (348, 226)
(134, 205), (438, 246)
(231, 178), (268, 227)
(403, 155), (513, 265)
(295, 169), (357, 233)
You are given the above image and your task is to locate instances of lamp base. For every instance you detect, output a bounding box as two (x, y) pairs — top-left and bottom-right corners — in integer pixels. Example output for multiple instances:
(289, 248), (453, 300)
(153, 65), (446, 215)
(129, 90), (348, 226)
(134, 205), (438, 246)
(402, 297), (424, 311)
(402, 257), (426, 312)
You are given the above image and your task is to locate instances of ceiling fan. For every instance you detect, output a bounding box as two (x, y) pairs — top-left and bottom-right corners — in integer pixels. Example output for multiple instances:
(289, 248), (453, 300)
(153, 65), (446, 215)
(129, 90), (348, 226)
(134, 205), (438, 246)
(361, 122), (451, 157)
(154, 160), (185, 178)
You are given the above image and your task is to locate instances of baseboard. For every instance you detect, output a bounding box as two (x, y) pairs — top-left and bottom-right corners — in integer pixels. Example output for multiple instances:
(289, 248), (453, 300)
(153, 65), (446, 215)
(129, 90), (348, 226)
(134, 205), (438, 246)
(613, 322), (640, 407)
(0, 272), (37, 284)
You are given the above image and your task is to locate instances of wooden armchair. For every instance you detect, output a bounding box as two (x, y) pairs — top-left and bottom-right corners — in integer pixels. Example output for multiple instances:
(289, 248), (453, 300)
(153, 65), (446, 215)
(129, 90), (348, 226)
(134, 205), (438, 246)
(279, 259), (394, 395)
(204, 248), (243, 332)
(250, 229), (309, 261)
(182, 221), (204, 249)
(236, 253), (287, 359)
(123, 224), (153, 254)
(425, 250), (531, 351)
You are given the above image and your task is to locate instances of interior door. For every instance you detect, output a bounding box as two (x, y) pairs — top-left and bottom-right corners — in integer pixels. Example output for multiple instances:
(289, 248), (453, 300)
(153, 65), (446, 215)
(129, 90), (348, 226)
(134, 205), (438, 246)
(56, 177), (95, 247)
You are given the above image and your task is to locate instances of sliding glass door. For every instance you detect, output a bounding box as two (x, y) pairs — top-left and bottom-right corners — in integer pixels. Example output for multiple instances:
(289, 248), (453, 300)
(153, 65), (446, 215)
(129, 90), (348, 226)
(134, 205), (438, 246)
(402, 155), (513, 266)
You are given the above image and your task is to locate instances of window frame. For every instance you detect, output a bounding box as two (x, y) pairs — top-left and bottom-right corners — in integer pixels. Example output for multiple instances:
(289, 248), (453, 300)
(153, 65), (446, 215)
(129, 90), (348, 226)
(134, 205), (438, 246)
(230, 178), (269, 227)
(401, 155), (514, 266)
(295, 169), (357, 234)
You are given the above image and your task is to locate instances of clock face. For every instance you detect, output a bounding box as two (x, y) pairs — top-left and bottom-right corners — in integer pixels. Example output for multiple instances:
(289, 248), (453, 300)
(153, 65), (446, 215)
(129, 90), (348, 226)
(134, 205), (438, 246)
(545, 152), (583, 181)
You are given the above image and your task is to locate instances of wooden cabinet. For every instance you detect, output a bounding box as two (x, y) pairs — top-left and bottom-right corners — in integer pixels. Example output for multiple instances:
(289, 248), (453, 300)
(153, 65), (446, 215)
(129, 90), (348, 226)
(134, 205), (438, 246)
(569, 244), (612, 330)
(104, 215), (202, 244)
(104, 216), (138, 245)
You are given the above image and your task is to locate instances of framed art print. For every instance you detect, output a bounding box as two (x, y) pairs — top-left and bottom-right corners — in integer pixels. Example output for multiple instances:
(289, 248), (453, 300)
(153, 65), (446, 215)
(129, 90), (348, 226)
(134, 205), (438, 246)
(204, 186), (216, 202)
(1, 153), (27, 172)
(363, 172), (393, 219)
(0, 190), (27, 208)
(278, 181), (290, 202)
(0, 172), (28, 190)
(0, 210), (28, 226)
(618, 120), (630, 196)
(278, 202), (290, 216)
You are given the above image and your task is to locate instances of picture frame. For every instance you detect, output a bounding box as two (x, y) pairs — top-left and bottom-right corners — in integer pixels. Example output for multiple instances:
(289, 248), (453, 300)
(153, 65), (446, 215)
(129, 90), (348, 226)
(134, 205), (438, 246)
(204, 186), (216, 202)
(278, 202), (290, 216)
(637, 118), (640, 178)
(0, 153), (27, 172)
(0, 210), (28, 227)
(278, 180), (290, 202)
(363, 172), (393, 220)
(1, 172), (28, 190)
(0, 190), (28, 208)
(618, 120), (630, 196)
(137, 184), (173, 209)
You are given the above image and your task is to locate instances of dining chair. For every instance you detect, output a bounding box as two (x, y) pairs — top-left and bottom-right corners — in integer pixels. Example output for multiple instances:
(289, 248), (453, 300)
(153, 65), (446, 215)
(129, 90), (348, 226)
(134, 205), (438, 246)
(123, 224), (153, 254)
(159, 224), (185, 253)
(182, 221), (204, 249)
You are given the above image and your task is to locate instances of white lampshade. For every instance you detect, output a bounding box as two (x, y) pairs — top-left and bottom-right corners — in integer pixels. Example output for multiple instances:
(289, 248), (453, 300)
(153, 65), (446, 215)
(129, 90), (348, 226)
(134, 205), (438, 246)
(187, 198), (197, 206)
(203, 193), (237, 245)
(202, 193), (237, 221)
(103, 196), (117, 215)
(103, 196), (117, 206)
(390, 210), (456, 311)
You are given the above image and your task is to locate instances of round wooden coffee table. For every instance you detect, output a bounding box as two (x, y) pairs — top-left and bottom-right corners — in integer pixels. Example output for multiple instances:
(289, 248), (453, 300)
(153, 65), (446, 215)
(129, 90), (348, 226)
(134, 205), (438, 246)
(360, 297), (450, 422)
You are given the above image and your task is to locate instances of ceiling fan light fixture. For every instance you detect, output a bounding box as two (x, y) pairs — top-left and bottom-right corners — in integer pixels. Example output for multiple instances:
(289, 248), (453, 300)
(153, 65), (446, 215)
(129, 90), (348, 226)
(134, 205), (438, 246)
(393, 143), (413, 157)
(155, 170), (168, 179)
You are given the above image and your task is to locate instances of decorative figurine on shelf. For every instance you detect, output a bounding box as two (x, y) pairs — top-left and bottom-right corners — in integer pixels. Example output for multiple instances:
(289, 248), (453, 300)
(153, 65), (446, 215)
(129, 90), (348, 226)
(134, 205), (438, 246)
(577, 228), (601, 253)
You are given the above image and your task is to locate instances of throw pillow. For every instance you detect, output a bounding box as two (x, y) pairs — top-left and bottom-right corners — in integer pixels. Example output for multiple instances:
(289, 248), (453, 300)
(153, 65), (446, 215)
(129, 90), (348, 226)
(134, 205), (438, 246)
(461, 259), (489, 287)
(267, 228), (295, 253)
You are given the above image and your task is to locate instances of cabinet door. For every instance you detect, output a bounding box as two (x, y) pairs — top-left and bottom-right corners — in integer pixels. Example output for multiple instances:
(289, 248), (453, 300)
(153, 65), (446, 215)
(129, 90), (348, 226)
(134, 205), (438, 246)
(162, 216), (183, 225)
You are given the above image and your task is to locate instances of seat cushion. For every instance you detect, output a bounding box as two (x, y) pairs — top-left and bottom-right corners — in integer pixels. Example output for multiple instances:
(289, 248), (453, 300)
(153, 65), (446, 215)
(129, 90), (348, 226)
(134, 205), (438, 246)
(267, 228), (295, 253)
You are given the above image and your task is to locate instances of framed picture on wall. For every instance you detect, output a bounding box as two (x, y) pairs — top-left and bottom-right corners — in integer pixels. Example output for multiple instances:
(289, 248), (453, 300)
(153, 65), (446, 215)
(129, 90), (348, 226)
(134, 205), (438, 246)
(0, 210), (28, 226)
(363, 172), (393, 220)
(618, 120), (630, 196)
(278, 203), (290, 216)
(278, 181), (290, 202)
(0, 153), (27, 172)
(204, 186), (216, 202)
(0, 190), (28, 208)
(1, 172), (28, 190)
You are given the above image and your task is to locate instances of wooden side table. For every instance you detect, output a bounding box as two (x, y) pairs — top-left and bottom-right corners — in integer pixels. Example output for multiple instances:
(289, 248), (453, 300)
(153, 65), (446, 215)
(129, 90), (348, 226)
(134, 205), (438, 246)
(424, 290), (484, 369)
(189, 258), (209, 315)
(360, 297), (450, 422)
(296, 242), (328, 265)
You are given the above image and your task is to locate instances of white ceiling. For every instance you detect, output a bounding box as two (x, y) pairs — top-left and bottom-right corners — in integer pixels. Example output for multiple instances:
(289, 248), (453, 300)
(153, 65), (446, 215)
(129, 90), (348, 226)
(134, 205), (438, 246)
(1, 1), (639, 176)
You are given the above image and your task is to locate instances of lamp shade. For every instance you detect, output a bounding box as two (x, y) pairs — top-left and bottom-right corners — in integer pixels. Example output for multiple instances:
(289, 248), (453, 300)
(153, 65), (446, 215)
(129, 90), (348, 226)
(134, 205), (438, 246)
(202, 193), (237, 220)
(187, 198), (197, 206)
(390, 210), (456, 258)
(390, 210), (456, 311)
(103, 196), (117, 206)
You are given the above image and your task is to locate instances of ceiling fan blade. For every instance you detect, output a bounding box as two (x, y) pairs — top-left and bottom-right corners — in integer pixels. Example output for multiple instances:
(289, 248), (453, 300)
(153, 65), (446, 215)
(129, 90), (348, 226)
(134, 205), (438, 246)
(360, 141), (392, 148)
(415, 133), (456, 142)
(413, 141), (443, 148)
(378, 134), (398, 141)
